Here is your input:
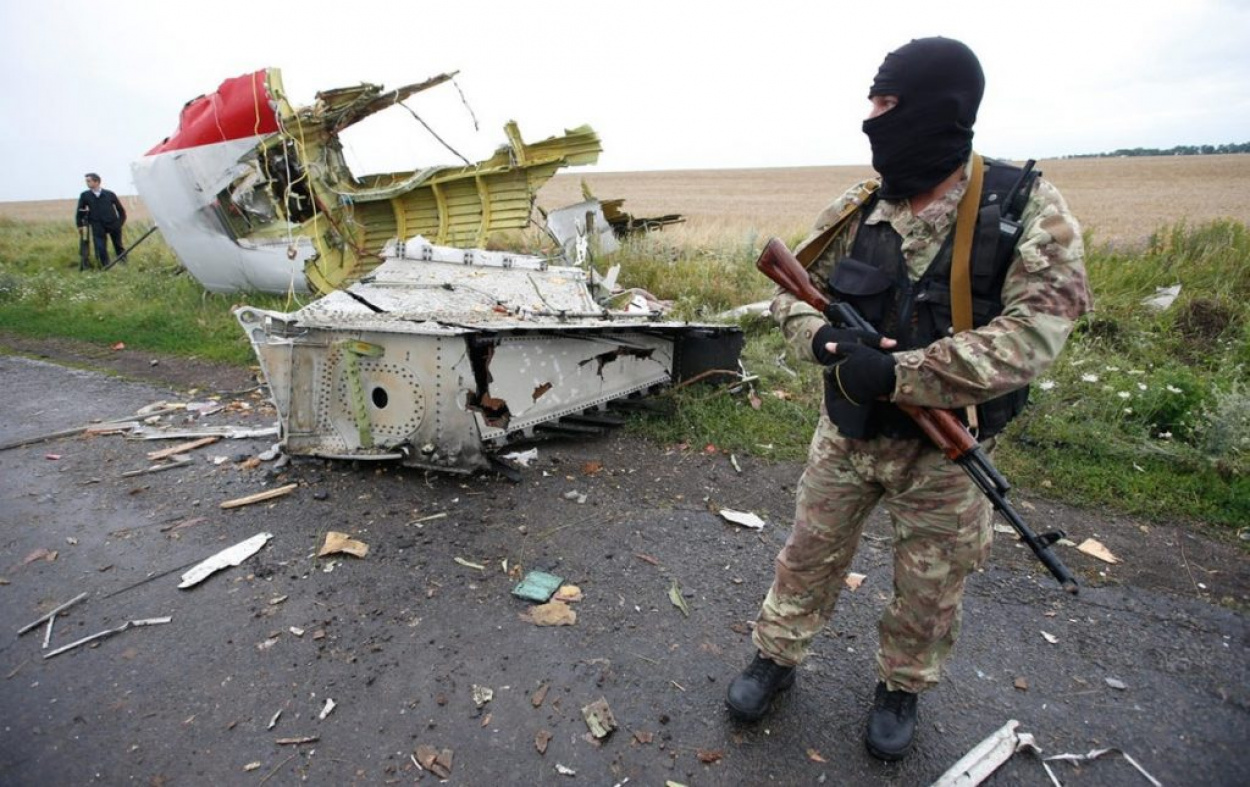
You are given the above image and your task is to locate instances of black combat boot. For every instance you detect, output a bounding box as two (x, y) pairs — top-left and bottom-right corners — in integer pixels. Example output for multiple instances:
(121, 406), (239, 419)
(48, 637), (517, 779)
(865, 682), (919, 761)
(725, 653), (796, 721)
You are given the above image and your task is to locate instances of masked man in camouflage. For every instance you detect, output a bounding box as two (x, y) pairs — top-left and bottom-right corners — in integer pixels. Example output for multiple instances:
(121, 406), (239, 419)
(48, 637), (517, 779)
(726, 37), (1092, 761)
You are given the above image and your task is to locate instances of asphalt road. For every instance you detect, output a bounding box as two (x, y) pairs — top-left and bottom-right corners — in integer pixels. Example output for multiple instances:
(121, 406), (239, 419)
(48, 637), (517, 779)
(1, 355), (1247, 786)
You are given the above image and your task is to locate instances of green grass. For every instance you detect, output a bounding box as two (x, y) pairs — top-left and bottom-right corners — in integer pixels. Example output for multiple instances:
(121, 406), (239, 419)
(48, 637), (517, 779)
(0, 218), (294, 364)
(1, 216), (1246, 529)
(614, 221), (1250, 531)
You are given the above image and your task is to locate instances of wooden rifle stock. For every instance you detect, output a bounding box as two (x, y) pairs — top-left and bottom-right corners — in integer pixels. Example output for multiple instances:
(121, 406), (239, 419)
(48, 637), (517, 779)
(754, 236), (1078, 593)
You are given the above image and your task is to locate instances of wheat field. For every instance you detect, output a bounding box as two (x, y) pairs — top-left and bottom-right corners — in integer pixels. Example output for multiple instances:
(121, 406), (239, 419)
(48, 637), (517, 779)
(539, 154), (1250, 248)
(4, 155), (1246, 249)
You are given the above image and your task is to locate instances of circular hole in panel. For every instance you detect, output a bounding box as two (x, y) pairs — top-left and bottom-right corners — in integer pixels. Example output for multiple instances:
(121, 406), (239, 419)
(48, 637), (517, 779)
(372, 386), (389, 409)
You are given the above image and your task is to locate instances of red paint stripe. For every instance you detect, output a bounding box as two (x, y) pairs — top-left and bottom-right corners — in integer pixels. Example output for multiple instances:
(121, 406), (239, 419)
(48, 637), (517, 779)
(146, 70), (280, 155)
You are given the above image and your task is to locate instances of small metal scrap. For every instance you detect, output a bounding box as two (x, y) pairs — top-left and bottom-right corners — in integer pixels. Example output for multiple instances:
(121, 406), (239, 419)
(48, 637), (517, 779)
(1045, 747), (1162, 787)
(121, 454), (194, 478)
(131, 424), (279, 441)
(178, 532), (273, 588)
(719, 509), (765, 530)
(930, 719), (1042, 787)
(581, 697), (618, 739)
(18, 592), (89, 635)
(42, 617), (172, 660)
(512, 571), (563, 603)
(220, 484), (298, 510)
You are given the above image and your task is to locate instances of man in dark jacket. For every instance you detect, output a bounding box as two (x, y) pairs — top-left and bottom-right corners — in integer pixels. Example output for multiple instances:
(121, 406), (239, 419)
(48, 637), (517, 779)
(76, 173), (127, 267)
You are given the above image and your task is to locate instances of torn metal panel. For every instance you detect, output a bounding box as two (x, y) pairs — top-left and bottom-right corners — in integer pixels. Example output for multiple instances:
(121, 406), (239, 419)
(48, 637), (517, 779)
(134, 69), (602, 295)
(238, 241), (743, 474)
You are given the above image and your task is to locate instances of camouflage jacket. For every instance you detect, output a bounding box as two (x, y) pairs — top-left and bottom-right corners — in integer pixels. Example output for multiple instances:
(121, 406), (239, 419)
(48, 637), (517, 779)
(770, 159), (1093, 409)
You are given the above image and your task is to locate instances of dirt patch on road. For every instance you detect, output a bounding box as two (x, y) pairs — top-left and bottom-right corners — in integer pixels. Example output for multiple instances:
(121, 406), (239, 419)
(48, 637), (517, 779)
(2, 333), (1246, 611)
(0, 331), (256, 393)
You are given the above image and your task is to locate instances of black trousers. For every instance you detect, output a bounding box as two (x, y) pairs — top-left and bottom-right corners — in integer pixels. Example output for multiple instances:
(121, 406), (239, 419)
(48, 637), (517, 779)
(91, 223), (124, 265)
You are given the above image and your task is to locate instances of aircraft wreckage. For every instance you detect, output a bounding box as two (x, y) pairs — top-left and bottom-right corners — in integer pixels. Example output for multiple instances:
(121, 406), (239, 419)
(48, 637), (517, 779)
(138, 69), (742, 473)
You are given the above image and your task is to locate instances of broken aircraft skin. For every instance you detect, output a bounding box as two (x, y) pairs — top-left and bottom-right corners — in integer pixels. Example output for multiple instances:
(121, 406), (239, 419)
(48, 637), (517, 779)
(132, 68), (602, 295)
(237, 236), (744, 474)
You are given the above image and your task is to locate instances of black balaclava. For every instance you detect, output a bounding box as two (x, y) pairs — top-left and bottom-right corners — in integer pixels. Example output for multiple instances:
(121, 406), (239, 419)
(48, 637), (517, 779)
(862, 37), (985, 200)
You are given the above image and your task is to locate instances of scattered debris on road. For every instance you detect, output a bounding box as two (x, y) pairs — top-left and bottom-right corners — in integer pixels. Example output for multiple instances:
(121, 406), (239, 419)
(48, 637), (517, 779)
(1046, 746), (1162, 786)
(719, 509), (765, 530)
(668, 580), (690, 617)
(42, 617), (172, 660)
(219, 484), (298, 510)
(513, 571), (563, 602)
(845, 572), (867, 591)
(146, 436), (220, 461)
(318, 532), (370, 559)
(522, 600), (577, 627)
(178, 532), (273, 588)
(120, 454), (194, 478)
(535, 729), (553, 754)
(471, 685), (494, 708)
(414, 745), (454, 778)
(582, 697), (617, 739)
(930, 719), (1042, 787)
(1077, 538), (1122, 564)
(17, 592), (88, 636)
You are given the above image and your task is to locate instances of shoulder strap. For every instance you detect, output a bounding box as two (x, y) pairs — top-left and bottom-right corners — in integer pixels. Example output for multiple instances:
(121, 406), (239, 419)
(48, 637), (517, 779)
(795, 180), (880, 270)
(951, 153), (985, 432)
(950, 152), (984, 337)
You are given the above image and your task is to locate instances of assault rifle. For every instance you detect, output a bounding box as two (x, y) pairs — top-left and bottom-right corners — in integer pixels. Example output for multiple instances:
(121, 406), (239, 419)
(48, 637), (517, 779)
(756, 237), (1078, 593)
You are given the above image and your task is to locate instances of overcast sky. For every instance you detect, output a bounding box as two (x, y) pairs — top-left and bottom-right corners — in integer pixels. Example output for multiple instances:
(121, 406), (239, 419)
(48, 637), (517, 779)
(2, 0), (1247, 202)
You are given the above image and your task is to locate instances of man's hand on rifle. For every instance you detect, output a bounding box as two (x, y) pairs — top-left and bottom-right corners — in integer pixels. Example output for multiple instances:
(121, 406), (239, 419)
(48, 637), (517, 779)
(822, 335), (898, 406)
(810, 325), (894, 364)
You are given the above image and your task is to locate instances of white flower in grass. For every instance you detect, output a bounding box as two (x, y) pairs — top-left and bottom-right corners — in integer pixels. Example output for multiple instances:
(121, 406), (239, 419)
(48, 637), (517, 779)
(1137, 383), (1148, 391)
(1081, 373), (1100, 383)
(1117, 391), (1132, 399)
(1158, 431), (1173, 439)
(1166, 385), (1183, 394)
(1039, 380), (1056, 391)
(1105, 365), (1121, 372)
(1123, 407), (1134, 414)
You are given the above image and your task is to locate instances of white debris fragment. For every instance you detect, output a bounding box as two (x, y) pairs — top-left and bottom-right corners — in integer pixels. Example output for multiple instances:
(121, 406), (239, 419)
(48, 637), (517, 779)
(178, 532), (273, 588)
(1105, 677), (1128, 690)
(930, 719), (1044, 787)
(1046, 747), (1162, 786)
(1041, 631), (1059, 645)
(719, 509), (766, 530)
(268, 709), (282, 730)
(472, 685), (494, 707)
(319, 698), (336, 720)
(1076, 538), (1121, 564)
(501, 448), (538, 467)
(42, 617), (172, 660)
(555, 764), (576, 776)
(1140, 284), (1181, 311)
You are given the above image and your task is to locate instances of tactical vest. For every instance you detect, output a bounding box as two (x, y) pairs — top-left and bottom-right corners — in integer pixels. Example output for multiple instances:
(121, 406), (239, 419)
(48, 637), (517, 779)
(825, 157), (1039, 441)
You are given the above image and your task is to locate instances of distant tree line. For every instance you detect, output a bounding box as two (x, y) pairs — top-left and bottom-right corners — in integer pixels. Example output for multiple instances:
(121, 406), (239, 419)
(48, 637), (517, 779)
(1066, 142), (1250, 158)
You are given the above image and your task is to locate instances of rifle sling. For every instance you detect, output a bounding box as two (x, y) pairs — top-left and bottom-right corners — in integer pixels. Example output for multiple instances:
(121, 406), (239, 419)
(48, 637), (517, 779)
(951, 152), (985, 431)
(795, 180), (880, 270)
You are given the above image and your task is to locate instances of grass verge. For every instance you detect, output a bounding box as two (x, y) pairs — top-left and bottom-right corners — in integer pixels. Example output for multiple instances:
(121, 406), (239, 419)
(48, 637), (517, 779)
(1, 217), (1246, 530)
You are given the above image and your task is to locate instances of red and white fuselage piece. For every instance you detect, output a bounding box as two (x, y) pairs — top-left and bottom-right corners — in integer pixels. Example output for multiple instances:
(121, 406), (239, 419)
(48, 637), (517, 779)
(132, 70), (314, 293)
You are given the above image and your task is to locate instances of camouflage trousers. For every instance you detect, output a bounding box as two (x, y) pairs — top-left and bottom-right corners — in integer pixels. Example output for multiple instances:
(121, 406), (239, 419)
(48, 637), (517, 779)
(752, 415), (994, 693)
